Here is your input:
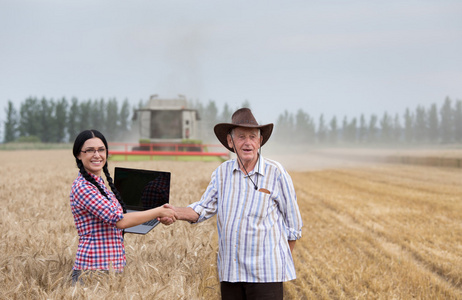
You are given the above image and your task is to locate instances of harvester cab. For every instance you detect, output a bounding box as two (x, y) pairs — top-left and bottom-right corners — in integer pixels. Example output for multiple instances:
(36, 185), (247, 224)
(132, 95), (201, 151)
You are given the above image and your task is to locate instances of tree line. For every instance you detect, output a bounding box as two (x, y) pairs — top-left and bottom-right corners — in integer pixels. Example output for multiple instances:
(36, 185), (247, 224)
(191, 97), (462, 145)
(3, 96), (462, 145)
(3, 97), (132, 143)
(272, 97), (462, 145)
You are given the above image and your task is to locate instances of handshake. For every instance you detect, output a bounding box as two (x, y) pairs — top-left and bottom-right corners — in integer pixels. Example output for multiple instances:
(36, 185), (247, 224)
(156, 204), (199, 225)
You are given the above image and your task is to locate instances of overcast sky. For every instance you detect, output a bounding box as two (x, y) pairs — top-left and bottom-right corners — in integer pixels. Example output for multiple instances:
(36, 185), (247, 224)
(1, 0), (461, 136)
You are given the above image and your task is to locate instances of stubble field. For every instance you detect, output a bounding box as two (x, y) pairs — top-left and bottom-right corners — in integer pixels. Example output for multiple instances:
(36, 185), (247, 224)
(0, 149), (461, 299)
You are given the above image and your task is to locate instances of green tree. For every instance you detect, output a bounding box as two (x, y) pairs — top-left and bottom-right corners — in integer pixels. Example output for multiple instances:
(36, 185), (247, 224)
(138, 99), (146, 109)
(346, 117), (357, 144)
(202, 100), (219, 142)
(440, 97), (453, 143)
(91, 98), (106, 134)
(276, 110), (294, 143)
(68, 98), (80, 142)
(428, 103), (439, 143)
(414, 105), (427, 143)
(119, 99), (131, 134)
(204, 100), (218, 125)
(295, 109), (315, 144)
(317, 114), (327, 144)
(191, 100), (207, 141)
(192, 99), (204, 117)
(19, 97), (41, 139)
(329, 116), (338, 144)
(220, 103), (233, 123)
(392, 113), (402, 143)
(4, 101), (18, 142)
(241, 100), (251, 109)
(106, 98), (119, 140)
(358, 114), (367, 143)
(39, 97), (54, 142)
(454, 100), (462, 143)
(403, 108), (414, 143)
(54, 97), (68, 142)
(79, 100), (92, 136)
(341, 116), (348, 143)
(367, 114), (378, 143)
(380, 112), (392, 143)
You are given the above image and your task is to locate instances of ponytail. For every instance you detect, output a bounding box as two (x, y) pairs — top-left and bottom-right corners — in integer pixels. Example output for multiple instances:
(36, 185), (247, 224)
(103, 164), (127, 213)
(76, 160), (127, 213)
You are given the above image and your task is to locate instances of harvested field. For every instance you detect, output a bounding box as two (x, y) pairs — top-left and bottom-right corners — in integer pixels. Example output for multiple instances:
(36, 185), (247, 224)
(0, 149), (461, 299)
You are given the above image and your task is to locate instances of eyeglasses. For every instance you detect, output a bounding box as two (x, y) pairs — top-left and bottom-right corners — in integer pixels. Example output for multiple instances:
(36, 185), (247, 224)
(81, 148), (106, 155)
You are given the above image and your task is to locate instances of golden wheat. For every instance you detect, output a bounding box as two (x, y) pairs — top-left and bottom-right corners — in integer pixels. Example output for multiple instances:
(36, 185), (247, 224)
(287, 164), (462, 299)
(0, 150), (461, 299)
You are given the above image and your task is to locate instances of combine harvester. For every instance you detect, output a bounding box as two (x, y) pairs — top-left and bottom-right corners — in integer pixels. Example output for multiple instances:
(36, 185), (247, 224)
(109, 95), (230, 161)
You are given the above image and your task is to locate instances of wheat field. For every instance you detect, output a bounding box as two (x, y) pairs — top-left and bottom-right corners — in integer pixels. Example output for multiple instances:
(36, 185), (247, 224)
(0, 149), (461, 299)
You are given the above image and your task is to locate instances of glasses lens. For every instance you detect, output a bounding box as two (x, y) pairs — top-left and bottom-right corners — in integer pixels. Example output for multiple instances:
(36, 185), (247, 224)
(83, 148), (106, 154)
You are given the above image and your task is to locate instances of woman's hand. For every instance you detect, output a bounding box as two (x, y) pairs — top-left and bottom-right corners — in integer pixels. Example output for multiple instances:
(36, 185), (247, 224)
(158, 204), (177, 225)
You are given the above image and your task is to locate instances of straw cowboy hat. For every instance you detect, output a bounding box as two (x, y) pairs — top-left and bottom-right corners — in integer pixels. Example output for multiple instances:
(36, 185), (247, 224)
(214, 108), (274, 152)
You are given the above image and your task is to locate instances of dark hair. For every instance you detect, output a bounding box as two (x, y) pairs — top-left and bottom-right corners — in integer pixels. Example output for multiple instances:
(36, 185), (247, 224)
(72, 129), (127, 213)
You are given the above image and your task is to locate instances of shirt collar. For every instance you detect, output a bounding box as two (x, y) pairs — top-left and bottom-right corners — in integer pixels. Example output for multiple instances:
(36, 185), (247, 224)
(79, 171), (104, 183)
(232, 154), (266, 177)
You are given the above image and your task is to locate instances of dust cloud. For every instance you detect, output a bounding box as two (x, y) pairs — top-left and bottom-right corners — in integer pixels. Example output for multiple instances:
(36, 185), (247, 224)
(263, 145), (388, 172)
(263, 142), (462, 172)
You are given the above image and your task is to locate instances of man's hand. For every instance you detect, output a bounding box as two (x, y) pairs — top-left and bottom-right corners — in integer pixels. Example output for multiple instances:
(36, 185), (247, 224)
(158, 204), (176, 225)
(288, 240), (296, 253)
(158, 205), (200, 224)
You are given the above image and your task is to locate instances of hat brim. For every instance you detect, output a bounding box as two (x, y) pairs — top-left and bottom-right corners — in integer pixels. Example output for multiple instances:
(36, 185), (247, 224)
(214, 123), (273, 152)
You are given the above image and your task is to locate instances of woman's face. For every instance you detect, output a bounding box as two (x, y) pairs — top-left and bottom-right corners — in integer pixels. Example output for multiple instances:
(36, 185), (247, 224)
(77, 137), (107, 177)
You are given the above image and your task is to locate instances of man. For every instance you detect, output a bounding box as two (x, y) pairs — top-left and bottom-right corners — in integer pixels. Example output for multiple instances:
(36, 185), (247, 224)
(160, 108), (303, 300)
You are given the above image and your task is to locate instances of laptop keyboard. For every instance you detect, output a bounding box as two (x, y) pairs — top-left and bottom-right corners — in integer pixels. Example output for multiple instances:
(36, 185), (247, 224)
(143, 219), (158, 226)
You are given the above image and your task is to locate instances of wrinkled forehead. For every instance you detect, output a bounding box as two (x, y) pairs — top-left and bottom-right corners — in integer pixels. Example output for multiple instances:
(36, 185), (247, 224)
(233, 127), (260, 135)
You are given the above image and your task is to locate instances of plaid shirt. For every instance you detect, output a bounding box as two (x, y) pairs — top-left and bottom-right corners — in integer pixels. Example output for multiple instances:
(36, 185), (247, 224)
(189, 156), (303, 283)
(70, 172), (125, 271)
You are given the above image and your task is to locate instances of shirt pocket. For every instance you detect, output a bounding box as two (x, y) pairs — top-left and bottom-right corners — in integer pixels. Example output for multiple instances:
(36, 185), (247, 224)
(247, 191), (277, 223)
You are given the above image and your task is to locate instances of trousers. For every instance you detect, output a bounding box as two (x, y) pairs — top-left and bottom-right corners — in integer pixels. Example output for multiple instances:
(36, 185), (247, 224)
(220, 281), (283, 300)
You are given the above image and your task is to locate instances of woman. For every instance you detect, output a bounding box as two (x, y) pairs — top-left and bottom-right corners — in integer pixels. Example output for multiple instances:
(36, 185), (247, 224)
(70, 129), (176, 284)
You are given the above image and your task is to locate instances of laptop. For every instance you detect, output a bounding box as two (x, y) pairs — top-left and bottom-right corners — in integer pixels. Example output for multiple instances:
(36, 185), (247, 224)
(114, 167), (171, 234)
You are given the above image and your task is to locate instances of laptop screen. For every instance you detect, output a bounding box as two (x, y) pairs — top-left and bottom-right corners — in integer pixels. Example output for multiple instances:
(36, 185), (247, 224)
(114, 167), (170, 211)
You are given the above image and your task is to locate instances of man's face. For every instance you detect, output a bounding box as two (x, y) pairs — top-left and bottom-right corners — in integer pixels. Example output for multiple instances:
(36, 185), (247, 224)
(227, 127), (262, 166)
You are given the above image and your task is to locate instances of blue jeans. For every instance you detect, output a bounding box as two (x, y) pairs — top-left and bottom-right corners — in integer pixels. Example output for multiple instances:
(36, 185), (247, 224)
(71, 269), (109, 286)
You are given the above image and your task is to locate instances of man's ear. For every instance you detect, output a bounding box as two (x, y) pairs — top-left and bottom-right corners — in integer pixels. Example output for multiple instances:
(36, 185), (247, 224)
(227, 134), (233, 149)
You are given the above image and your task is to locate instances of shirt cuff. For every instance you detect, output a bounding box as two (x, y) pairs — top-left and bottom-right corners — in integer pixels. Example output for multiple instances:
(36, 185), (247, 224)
(107, 209), (124, 225)
(287, 228), (302, 241)
(187, 203), (205, 224)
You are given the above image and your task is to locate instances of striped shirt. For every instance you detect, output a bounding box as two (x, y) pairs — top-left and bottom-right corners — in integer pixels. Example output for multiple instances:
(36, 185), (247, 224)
(70, 173), (125, 271)
(189, 156), (303, 283)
